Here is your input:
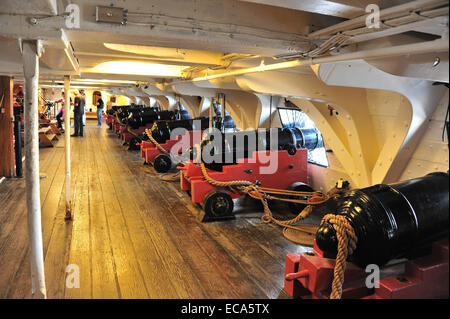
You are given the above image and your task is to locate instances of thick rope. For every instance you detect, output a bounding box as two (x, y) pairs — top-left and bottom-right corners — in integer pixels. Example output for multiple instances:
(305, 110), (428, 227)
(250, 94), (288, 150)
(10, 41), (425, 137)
(158, 171), (181, 182)
(115, 113), (125, 126)
(198, 161), (340, 238)
(199, 162), (253, 187)
(320, 214), (358, 299)
(199, 159), (356, 298)
(199, 159), (357, 298)
(145, 123), (170, 155)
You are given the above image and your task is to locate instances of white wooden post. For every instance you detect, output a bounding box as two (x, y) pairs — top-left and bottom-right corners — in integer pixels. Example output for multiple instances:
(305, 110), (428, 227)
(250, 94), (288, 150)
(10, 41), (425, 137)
(64, 76), (72, 220)
(21, 39), (47, 299)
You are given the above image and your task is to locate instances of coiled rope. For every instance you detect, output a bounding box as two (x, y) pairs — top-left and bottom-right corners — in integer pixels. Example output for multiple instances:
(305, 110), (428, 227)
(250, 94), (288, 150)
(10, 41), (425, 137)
(158, 171), (181, 181)
(198, 161), (345, 240)
(145, 123), (170, 155)
(319, 214), (358, 299)
(115, 113), (125, 126)
(198, 161), (356, 298)
(144, 124), (187, 180)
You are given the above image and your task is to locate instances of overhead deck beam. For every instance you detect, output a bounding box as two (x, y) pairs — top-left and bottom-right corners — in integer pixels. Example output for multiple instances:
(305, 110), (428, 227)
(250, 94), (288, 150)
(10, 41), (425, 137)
(238, 0), (377, 18)
(308, 0), (449, 39)
(178, 37), (448, 84)
(0, 0), (339, 56)
(0, 0), (57, 15)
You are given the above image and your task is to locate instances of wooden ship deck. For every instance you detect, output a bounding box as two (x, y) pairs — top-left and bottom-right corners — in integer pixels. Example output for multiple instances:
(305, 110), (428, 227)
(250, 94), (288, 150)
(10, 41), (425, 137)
(0, 0), (448, 302)
(0, 123), (308, 299)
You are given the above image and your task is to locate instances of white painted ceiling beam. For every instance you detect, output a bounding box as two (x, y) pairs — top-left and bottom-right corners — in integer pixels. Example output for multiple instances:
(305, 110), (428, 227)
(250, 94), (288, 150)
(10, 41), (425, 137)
(238, 0), (379, 19)
(74, 44), (225, 68)
(0, 0), (57, 15)
(0, 0), (342, 56)
(308, 0), (449, 39)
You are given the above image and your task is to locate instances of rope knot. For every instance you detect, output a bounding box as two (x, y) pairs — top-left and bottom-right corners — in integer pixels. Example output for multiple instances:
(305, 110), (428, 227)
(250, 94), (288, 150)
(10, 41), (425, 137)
(320, 213), (358, 299)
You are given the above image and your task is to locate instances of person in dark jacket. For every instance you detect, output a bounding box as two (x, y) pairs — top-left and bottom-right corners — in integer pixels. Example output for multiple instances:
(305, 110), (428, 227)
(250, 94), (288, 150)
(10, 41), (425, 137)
(72, 90), (85, 137)
(96, 96), (104, 126)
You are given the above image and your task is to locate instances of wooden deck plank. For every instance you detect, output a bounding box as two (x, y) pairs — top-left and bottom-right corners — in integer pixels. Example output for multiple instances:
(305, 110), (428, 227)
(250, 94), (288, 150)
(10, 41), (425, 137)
(0, 180), (28, 298)
(40, 142), (72, 299)
(0, 123), (303, 299)
(103, 149), (211, 298)
(128, 165), (267, 298)
(0, 138), (65, 297)
(146, 168), (291, 298)
(130, 171), (239, 298)
(65, 134), (93, 299)
(85, 128), (121, 299)
(90, 130), (150, 299)
(43, 197), (73, 298)
(120, 143), (281, 298)
(99, 134), (195, 298)
(205, 221), (285, 299)
(41, 147), (65, 253)
(1, 138), (65, 298)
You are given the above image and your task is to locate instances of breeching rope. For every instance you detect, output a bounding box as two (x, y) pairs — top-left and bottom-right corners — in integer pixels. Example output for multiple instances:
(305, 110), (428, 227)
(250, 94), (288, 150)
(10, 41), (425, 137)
(143, 121), (357, 298)
(319, 214), (358, 299)
(142, 123), (356, 298)
(115, 113), (125, 126)
(142, 119), (356, 299)
(115, 113), (150, 147)
(199, 161), (356, 299)
(158, 171), (181, 181)
(145, 123), (170, 155)
(144, 124), (183, 181)
(198, 161), (343, 233)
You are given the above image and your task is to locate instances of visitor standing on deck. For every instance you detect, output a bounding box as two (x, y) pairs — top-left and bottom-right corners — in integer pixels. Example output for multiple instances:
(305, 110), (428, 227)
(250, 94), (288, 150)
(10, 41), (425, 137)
(97, 96), (104, 126)
(72, 90), (85, 137)
(81, 89), (86, 126)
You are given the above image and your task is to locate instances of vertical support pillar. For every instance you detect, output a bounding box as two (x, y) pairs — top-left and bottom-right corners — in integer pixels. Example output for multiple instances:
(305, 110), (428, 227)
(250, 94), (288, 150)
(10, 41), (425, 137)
(21, 39), (47, 299)
(64, 76), (72, 220)
(217, 93), (225, 133)
(0, 76), (14, 177)
(269, 95), (272, 128)
(220, 93), (225, 117)
(209, 97), (214, 132)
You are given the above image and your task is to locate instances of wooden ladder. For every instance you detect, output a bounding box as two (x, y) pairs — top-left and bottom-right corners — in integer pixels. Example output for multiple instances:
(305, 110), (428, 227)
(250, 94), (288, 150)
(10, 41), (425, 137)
(38, 126), (58, 147)
(39, 120), (62, 135)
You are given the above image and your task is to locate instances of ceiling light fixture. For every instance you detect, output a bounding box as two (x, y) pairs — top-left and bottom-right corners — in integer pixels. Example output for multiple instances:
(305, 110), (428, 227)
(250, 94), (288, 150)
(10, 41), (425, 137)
(89, 61), (186, 77)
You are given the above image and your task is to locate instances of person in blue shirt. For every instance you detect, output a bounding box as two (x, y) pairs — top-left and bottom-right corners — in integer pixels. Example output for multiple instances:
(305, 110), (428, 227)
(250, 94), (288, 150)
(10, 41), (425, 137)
(96, 96), (104, 126)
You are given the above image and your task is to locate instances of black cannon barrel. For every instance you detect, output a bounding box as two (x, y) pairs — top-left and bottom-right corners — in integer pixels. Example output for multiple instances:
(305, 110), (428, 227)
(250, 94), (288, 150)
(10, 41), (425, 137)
(106, 105), (148, 117)
(127, 109), (176, 129)
(151, 117), (211, 144)
(193, 127), (322, 171)
(106, 105), (120, 116)
(315, 172), (449, 267)
(217, 127), (321, 153)
(117, 105), (156, 121)
(106, 105), (132, 117)
(150, 116), (236, 144)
